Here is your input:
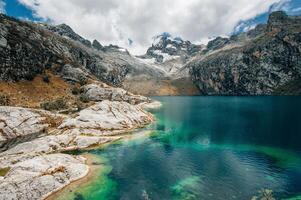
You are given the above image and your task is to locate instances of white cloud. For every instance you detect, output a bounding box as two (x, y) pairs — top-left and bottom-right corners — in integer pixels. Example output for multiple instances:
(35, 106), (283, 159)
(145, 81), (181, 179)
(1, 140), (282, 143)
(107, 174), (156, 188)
(18, 0), (281, 55)
(292, 7), (301, 12)
(0, 0), (5, 14)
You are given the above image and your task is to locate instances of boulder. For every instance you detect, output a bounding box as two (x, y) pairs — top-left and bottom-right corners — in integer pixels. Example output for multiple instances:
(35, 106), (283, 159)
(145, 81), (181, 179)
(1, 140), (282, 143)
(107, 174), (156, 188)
(82, 84), (150, 105)
(61, 64), (88, 83)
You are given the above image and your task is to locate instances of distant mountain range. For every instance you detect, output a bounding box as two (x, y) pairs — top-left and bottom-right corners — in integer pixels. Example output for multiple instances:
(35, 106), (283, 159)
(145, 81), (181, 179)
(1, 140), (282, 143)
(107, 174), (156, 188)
(0, 11), (300, 95)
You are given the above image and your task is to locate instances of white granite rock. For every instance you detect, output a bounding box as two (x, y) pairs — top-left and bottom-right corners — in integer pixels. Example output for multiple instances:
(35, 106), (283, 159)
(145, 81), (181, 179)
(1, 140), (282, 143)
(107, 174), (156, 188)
(59, 100), (154, 136)
(0, 107), (48, 146)
(138, 100), (162, 110)
(0, 100), (157, 200)
(0, 154), (88, 200)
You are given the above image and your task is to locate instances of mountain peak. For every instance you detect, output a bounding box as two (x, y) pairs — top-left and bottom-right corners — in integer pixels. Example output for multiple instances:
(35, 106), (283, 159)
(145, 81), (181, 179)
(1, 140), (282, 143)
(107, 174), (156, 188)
(42, 23), (92, 47)
(143, 33), (202, 63)
(268, 11), (289, 26)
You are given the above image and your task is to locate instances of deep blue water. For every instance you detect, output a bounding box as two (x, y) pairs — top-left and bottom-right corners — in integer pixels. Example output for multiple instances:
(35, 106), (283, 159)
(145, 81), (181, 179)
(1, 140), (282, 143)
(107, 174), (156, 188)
(66, 96), (301, 200)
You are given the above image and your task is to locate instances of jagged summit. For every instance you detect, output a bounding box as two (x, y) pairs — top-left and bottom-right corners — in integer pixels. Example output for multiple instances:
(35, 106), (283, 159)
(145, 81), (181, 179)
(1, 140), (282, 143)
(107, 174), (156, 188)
(41, 23), (92, 47)
(143, 33), (202, 63)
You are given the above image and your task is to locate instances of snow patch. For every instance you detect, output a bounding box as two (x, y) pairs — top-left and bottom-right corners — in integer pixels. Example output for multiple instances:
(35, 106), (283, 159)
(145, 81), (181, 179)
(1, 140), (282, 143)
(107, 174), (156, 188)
(166, 44), (177, 50)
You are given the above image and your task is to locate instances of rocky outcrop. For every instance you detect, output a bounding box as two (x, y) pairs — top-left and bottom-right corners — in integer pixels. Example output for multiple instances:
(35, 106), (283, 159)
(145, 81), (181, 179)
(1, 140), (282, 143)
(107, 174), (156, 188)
(0, 154), (88, 200)
(59, 100), (154, 136)
(188, 11), (301, 95)
(60, 64), (89, 83)
(92, 39), (103, 51)
(206, 37), (230, 52)
(82, 83), (150, 105)
(0, 95), (159, 200)
(0, 107), (48, 150)
(42, 23), (92, 47)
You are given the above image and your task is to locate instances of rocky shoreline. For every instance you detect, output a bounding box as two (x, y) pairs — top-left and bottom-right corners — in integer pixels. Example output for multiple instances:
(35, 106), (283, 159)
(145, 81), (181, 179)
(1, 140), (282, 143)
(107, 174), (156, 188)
(0, 84), (161, 200)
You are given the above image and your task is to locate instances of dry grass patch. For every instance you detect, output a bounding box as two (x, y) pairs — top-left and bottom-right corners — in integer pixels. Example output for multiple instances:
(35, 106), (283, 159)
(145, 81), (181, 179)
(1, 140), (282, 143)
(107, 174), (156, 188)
(0, 73), (77, 108)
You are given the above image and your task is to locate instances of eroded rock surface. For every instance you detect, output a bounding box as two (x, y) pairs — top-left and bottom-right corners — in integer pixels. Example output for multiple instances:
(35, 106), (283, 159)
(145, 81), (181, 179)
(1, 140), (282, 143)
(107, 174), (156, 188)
(0, 154), (88, 200)
(0, 107), (48, 149)
(59, 100), (154, 136)
(0, 98), (157, 200)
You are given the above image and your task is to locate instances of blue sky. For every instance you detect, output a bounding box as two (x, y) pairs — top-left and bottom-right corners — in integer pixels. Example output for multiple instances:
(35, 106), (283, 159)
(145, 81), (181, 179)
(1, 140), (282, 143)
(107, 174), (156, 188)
(2, 0), (36, 20)
(1, 0), (301, 54)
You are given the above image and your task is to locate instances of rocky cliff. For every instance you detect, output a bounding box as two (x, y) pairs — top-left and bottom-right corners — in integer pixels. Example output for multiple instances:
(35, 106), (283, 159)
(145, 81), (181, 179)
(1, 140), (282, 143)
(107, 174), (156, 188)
(188, 11), (301, 95)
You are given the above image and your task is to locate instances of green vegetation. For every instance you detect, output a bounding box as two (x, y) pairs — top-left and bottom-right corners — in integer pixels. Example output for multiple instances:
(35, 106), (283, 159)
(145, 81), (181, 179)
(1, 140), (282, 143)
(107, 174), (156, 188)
(0, 167), (10, 177)
(0, 95), (10, 106)
(40, 98), (68, 111)
(71, 86), (82, 95)
(42, 75), (50, 83)
(78, 76), (87, 86)
(79, 94), (90, 103)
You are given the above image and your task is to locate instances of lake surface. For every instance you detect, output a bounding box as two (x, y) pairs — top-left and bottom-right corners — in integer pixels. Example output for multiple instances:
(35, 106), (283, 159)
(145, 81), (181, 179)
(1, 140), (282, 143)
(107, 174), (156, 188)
(63, 96), (301, 200)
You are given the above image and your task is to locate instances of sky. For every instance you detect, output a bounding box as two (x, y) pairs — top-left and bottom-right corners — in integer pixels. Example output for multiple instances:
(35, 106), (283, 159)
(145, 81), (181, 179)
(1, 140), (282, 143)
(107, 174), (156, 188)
(1, 0), (301, 55)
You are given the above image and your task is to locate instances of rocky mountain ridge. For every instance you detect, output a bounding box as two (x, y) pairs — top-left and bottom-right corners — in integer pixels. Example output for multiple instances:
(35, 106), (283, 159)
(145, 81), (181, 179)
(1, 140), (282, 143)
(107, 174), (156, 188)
(0, 14), (165, 88)
(142, 32), (202, 63)
(188, 11), (301, 95)
(1, 11), (300, 97)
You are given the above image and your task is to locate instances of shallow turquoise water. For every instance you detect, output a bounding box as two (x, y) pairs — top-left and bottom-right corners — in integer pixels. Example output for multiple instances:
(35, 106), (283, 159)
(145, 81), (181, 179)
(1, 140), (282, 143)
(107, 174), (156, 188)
(67, 96), (301, 200)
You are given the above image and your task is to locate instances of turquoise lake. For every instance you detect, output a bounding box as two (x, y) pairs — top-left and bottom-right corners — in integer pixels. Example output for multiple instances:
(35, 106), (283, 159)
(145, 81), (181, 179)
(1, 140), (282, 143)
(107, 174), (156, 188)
(65, 96), (301, 200)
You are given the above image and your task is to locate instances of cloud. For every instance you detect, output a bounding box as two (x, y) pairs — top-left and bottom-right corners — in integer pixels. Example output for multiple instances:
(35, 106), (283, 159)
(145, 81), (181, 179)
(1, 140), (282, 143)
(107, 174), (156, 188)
(0, 0), (5, 14)
(292, 7), (301, 12)
(18, 0), (282, 54)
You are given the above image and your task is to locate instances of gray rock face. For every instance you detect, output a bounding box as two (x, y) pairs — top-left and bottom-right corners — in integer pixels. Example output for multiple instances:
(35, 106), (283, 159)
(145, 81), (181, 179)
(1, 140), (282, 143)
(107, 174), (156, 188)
(206, 37), (230, 52)
(268, 11), (290, 28)
(92, 39), (103, 51)
(61, 64), (88, 83)
(43, 23), (92, 47)
(188, 11), (301, 95)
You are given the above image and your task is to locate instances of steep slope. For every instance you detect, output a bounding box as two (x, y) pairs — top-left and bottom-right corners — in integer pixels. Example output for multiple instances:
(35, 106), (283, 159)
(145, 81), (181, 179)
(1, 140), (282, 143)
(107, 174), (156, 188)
(188, 11), (301, 95)
(0, 14), (164, 88)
